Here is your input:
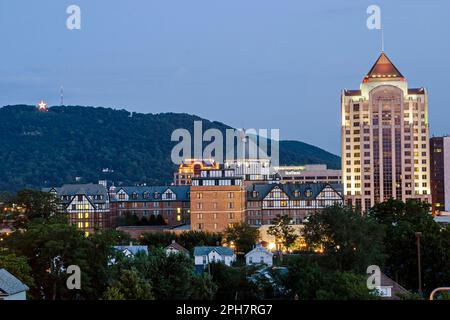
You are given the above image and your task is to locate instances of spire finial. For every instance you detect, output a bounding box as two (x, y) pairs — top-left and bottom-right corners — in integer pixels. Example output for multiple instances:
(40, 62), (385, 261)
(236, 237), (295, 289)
(381, 27), (384, 52)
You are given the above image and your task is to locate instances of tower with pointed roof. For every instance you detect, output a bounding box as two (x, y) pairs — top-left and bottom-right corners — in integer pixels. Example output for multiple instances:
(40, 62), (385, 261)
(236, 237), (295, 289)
(341, 52), (431, 212)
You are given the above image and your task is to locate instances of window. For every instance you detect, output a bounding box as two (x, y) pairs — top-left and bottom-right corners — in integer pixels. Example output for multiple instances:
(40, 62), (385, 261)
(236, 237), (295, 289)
(305, 189), (313, 198)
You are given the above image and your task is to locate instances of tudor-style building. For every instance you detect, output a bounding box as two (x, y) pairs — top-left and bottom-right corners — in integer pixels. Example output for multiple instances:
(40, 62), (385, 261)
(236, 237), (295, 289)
(110, 186), (191, 227)
(246, 183), (343, 226)
(45, 183), (111, 236)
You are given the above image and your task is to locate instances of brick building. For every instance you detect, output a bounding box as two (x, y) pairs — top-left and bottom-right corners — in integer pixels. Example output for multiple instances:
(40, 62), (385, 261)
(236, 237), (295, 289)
(430, 136), (450, 214)
(190, 169), (246, 232)
(110, 186), (191, 227)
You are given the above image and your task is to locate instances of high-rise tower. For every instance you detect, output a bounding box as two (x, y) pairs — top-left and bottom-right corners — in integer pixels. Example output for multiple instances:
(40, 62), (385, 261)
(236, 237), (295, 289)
(341, 52), (431, 212)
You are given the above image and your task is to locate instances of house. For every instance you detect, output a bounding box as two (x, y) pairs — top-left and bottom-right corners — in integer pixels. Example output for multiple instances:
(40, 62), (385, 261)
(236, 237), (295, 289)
(245, 244), (274, 266)
(109, 244), (149, 265)
(0, 269), (29, 300)
(165, 240), (190, 257)
(376, 273), (410, 300)
(193, 246), (236, 271)
(113, 244), (148, 258)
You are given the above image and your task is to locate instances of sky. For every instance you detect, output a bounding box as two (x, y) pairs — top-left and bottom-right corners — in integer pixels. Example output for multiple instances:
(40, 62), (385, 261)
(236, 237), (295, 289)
(1, 0), (449, 155)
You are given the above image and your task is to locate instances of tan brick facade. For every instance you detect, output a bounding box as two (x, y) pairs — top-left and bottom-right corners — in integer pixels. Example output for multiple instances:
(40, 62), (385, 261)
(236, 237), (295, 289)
(190, 185), (246, 233)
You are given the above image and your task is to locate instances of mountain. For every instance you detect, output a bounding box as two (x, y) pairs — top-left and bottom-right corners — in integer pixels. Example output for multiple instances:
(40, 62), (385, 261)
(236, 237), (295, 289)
(0, 105), (340, 192)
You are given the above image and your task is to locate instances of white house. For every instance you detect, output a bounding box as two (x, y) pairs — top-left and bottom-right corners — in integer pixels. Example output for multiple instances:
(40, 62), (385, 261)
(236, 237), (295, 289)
(193, 246), (236, 271)
(109, 244), (148, 265)
(165, 240), (190, 257)
(0, 269), (29, 300)
(245, 244), (274, 266)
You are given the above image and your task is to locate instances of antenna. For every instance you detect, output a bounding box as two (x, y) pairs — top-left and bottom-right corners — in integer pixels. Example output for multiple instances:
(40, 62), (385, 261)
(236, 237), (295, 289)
(381, 27), (384, 52)
(60, 86), (64, 106)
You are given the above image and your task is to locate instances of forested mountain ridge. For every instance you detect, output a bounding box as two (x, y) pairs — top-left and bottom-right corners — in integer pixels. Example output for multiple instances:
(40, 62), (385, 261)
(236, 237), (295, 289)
(0, 105), (340, 192)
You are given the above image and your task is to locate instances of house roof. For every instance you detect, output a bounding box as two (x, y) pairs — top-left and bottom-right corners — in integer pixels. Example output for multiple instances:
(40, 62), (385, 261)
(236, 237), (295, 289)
(43, 184), (108, 204)
(246, 183), (342, 201)
(379, 272), (409, 300)
(245, 245), (273, 258)
(363, 52), (405, 82)
(114, 186), (190, 202)
(0, 269), (29, 296)
(166, 241), (189, 254)
(193, 246), (235, 257)
(113, 245), (148, 256)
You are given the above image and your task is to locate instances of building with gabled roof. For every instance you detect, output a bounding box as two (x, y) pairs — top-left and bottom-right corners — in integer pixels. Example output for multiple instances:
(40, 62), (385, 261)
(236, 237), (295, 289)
(0, 269), (29, 300)
(165, 240), (190, 256)
(246, 182), (343, 226)
(111, 185), (191, 227)
(193, 246), (236, 271)
(245, 244), (274, 266)
(44, 183), (111, 235)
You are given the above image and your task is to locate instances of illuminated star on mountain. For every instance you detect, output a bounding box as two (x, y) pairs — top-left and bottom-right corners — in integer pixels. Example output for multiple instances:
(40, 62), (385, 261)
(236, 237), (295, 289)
(37, 100), (48, 112)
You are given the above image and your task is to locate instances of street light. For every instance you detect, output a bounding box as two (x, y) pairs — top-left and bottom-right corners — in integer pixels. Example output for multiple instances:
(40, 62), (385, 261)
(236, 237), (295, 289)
(415, 232), (423, 295)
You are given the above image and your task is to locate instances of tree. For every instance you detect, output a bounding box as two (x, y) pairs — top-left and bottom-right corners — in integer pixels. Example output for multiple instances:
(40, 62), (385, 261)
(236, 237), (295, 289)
(83, 229), (131, 300)
(224, 223), (259, 254)
(0, 252), (35, 289)
(303, 204), (385, 272)
(155, 214), (166, 226)
(7, 189), (62, 229)
(113, 248), (217, 300)
(283, 255), (377, 300)
(267, 215), (298, 250)
(103, 268), (153, 300)
(369, 199), (450, 294)
(5, 216), (92, 300)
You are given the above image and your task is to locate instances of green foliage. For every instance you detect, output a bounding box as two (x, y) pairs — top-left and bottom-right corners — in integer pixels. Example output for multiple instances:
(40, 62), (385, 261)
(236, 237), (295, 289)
(103, 268), (153, 300)
(224, 223), (259, 254)
(7, 189), (62, 228)
(140, 231), (222, 252)
(209, 263), (260, 300)
(5, 216), (91, 299)
(111, 249), (217, 300)
(283, 255), (377, 300)
(0, 252), (35, 289)
(4, 191), (129, 300)
(0, 105), (340, 192)
(369, 199), (450, 294)
(268, 215), (298, 249)
(303, 204), (385, 272)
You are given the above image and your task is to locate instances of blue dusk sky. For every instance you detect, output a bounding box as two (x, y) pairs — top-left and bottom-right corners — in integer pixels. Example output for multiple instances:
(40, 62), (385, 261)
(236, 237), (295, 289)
(0, 0), (449, 154)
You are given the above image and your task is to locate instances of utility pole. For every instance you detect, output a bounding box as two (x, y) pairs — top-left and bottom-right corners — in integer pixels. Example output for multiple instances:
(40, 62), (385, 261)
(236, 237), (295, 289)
(415, 232), (423, 295)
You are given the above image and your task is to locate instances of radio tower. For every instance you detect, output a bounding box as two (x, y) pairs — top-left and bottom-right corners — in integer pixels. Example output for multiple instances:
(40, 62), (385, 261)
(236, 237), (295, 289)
(60, 86), (64, 106)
